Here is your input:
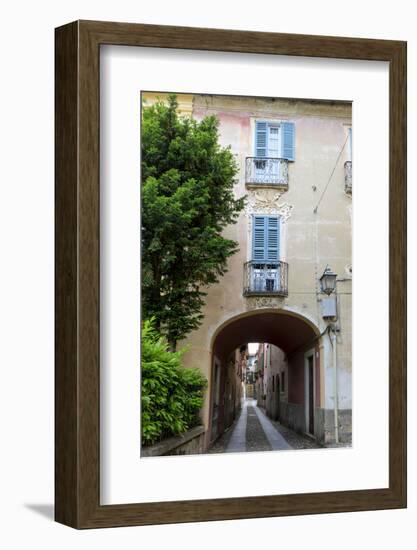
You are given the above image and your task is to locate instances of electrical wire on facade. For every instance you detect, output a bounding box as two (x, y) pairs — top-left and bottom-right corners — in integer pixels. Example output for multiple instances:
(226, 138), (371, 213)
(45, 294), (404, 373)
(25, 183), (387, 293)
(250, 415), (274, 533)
(313, 133), (349, 213)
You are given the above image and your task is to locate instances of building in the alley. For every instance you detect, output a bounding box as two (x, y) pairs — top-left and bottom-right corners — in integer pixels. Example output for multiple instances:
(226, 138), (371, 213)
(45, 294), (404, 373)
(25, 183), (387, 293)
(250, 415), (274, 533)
(143, 92), (352, 451)
(255, 343), (288, 422)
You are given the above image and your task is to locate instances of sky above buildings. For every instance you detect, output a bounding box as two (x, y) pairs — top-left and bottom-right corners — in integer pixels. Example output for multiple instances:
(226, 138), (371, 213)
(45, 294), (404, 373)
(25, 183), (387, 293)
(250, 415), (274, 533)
(247, 343), (259, 354)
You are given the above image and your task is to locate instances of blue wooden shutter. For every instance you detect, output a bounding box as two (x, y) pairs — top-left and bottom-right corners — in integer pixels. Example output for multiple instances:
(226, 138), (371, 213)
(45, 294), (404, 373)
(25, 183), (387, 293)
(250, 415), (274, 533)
(253, 216), (266, 261)
(281, 122), (295, 161)
(266, 217), (280, 261)
(252, 216), (280, 262)
(255, 121), (267, 157)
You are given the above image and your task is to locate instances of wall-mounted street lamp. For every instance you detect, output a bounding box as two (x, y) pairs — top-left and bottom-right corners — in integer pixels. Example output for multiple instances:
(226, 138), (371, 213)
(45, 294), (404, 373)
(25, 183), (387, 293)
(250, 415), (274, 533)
(320, 266), (338, 320)
(319, 265), (337, 295)
(319, 265), (340, 445)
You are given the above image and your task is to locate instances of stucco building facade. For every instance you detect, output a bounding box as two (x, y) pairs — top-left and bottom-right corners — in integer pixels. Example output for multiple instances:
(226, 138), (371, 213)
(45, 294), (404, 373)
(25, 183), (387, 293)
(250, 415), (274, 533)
(143, 92), (352, 449)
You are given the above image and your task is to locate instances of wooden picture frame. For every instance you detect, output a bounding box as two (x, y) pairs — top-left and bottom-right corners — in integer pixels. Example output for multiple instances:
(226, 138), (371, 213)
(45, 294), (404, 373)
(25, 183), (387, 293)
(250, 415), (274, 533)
(55, 20), (406, 528)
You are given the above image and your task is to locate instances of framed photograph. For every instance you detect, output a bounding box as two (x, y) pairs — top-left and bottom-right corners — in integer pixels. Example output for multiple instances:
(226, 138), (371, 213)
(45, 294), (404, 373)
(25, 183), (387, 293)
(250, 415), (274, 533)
(55, 20), (406, 528)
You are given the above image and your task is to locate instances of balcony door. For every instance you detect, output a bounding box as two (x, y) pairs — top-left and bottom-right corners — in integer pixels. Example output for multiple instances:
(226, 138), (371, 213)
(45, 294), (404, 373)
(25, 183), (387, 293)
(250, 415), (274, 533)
(254, 122), (282, 183)
(267, 124), (281, 159)
(252, 215), (280, 293)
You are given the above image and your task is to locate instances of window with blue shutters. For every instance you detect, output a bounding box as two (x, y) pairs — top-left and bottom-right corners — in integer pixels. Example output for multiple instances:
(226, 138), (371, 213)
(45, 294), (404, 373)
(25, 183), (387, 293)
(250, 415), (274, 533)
(248, 215), (284, 294)
(249, 121), (295, 187)
(254, 120), (295, 160)
(252, 215), (280, 262)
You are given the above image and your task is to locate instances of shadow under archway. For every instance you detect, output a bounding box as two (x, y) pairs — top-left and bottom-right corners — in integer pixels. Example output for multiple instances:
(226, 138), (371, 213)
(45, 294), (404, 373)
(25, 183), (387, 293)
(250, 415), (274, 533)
(208, 309), (321, 448)
(212, 309), (319, 361)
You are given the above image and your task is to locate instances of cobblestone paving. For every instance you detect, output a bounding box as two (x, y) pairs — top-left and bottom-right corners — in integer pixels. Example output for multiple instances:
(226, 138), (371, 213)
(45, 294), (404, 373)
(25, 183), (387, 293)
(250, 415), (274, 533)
(208, 410), (242, 454)
(209, 399), (323, 453)
(245, 405), (272, 452)
(253, 406), (292, 450)
(267, 416), (322, 450)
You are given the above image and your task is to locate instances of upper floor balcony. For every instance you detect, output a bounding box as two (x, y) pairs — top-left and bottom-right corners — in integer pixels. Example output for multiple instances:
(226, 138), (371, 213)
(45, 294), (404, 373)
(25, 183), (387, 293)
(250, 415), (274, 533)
(243, 260), (288, 297)
(245, 157), (289, 189)
(344, 160), (352, 194)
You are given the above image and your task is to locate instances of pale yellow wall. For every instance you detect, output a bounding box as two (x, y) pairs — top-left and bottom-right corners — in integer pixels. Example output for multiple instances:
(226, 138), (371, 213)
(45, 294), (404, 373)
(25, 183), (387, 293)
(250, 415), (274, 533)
(172, 94), (352, 428)
(141, 91), (194, 116)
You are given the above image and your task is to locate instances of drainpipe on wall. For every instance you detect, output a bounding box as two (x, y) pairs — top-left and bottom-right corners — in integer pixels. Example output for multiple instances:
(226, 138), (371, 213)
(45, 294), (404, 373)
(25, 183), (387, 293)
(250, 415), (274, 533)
(331, 327), (339, 445)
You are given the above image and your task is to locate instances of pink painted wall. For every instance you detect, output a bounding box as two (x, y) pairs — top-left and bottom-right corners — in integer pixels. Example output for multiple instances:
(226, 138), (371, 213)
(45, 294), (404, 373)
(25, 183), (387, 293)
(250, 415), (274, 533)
(288, 351), (304, 405)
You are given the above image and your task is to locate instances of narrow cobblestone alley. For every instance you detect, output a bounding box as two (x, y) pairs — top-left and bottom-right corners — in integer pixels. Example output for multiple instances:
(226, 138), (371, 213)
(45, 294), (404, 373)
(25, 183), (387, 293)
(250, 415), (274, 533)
(209, 398), (321, 454)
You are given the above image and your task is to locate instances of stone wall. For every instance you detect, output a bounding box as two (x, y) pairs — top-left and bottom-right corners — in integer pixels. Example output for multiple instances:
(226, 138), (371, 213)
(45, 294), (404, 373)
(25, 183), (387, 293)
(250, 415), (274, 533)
(314, 408), (352, 446)
(141, 426), (205, 457)
(281, 402), (306, 434)
(338, 409), (352, 444)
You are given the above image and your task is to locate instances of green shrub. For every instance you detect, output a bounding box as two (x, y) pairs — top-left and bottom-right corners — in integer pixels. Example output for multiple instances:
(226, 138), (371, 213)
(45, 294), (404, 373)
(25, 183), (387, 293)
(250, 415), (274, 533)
(141, 318), (207, 446)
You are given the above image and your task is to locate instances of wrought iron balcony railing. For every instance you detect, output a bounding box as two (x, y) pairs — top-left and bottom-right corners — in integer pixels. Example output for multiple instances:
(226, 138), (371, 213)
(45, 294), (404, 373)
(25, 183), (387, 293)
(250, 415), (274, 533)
(344, 160), (352, 194)
(245, 157), (289, 187)
(243, 261), (288, 297)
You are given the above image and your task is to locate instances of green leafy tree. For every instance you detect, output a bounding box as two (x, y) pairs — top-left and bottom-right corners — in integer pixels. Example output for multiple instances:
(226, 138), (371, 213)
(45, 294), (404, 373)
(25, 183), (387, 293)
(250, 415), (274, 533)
(142, 94), (245, 349)
(141, 319), (207, 446)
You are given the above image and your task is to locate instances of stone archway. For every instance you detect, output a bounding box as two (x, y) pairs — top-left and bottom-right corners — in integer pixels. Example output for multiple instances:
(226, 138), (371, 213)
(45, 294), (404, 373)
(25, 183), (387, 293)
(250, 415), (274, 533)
(208, 308), (321, 446)
(211, 308), (320, 360)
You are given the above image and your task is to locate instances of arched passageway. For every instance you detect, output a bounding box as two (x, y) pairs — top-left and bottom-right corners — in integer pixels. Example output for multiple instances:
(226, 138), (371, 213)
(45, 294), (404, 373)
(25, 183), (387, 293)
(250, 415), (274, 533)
(208, 310), (322, 448)
(212, 310), (319, 360)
